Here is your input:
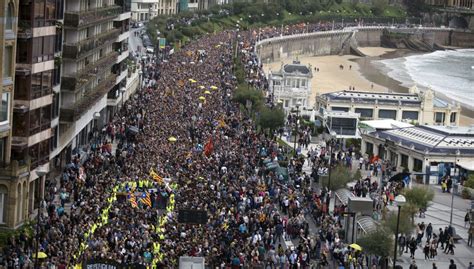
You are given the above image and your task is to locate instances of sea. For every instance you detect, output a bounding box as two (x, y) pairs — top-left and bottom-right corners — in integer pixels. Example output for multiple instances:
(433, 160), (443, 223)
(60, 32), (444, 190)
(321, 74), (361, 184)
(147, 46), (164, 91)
(375, 49), (474, 110)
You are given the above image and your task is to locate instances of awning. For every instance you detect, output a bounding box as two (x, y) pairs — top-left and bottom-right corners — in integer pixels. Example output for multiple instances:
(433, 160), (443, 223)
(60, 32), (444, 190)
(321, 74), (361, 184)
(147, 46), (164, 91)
(335, 188), (355, 206)
(357, 216), (377, 234)
(457, 160), (474, 171)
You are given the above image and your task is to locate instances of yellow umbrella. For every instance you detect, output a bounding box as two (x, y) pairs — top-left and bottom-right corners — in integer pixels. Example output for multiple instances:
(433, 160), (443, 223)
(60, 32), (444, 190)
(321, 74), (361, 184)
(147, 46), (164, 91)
(188, 79), (197, 83)
(204, 90), (211, 94)
(349, 243), (362, 251)
(198, 96), (206, 101)
(33, 252), (48, 259)
(210, 86), (218, 90)
(198, 85), (205, 89)
(168, 136), (177, 142)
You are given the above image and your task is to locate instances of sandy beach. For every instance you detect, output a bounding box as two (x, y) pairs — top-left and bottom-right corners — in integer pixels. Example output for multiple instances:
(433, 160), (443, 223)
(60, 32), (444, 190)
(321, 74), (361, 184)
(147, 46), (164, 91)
(262, 47), (474, 125)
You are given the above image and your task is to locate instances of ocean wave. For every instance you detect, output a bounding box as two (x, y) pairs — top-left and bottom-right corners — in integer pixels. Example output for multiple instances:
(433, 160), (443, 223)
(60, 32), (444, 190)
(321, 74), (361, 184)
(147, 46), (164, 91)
(376, 49), (474, 110)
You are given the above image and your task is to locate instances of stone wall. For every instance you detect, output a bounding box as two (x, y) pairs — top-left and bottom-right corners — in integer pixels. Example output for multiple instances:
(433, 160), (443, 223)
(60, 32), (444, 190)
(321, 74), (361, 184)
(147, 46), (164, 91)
(255, 27), (474, 63)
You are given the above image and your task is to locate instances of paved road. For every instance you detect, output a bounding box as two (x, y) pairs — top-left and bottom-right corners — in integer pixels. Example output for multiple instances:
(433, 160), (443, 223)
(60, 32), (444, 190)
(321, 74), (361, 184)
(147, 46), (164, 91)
(397, 186), (474, 269)
(129, 27), (144, 54)
(282, 136), (474, 268)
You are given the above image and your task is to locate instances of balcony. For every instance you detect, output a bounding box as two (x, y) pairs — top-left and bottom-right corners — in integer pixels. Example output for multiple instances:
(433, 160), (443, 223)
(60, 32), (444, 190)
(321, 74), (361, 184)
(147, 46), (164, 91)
(17, 20), (33, 39)
(64, 5), (122, 28)
(61, 51), (119, 92)
(63, 28), (121, 59)
(61, 74), (117, 122)
(0, 158), (30, 178)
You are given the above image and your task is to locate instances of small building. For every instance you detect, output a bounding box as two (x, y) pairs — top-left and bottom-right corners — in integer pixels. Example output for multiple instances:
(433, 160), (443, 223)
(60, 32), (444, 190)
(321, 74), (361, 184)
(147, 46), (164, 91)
(361, 125), (474, 184)
(322, 110), (360, 139)
(315, 87), (461, 126)
(268, 60), (313, 114)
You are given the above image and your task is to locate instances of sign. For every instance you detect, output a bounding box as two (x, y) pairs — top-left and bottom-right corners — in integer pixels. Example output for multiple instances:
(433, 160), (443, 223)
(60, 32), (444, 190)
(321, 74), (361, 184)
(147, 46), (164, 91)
(159, 38), (166, 49)
(178, 209), (207, 224)
(83, 258), (146, 269)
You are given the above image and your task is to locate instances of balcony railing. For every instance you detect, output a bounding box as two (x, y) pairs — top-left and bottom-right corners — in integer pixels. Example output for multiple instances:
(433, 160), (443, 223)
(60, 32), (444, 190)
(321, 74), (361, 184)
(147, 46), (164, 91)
(17, 20), (33, 39)
(61, 51), (119, 92)
(0, 159), (30, 178)
(64, 5), (122, 28)
(61, 74), (117, 122)
(63, 28), (121, 59)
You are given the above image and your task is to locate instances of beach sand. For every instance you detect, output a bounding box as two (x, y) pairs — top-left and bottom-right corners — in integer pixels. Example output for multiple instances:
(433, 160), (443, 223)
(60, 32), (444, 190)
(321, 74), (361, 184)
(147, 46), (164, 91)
(262, 47), (474, 125)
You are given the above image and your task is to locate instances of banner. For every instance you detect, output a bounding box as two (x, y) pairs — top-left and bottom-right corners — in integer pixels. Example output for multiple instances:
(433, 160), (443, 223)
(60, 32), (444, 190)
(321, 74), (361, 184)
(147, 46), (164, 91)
(82, 258), (146, 269)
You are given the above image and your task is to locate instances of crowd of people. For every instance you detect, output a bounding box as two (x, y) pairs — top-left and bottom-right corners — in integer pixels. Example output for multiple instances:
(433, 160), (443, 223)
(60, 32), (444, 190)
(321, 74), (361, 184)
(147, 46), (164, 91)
(1, 15), (464, 269)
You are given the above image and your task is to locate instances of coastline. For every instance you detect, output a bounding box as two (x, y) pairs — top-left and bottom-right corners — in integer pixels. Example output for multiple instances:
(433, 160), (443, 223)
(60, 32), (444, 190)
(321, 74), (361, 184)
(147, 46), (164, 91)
(355, 48), (474, 125)
(261, 48), (473, 126)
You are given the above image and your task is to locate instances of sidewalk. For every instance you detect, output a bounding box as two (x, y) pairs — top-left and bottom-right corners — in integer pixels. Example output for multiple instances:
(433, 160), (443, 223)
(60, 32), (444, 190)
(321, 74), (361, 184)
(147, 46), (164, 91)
(396, 185), (474, 269)
(282, 136), (474, 268)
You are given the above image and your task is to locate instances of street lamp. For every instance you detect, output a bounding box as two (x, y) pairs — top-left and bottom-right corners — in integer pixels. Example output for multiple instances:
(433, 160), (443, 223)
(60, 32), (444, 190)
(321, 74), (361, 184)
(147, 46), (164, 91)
(449, 149), (461, 226)
(393, 194), (406, 269)
(327, 130), (337, 190)
(34, 170), (47, 269)
(293, 101), (302, 156)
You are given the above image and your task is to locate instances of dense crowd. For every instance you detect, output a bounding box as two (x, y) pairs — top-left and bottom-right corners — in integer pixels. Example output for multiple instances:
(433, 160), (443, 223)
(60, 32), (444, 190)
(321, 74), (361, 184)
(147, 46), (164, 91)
(1, 18), (449, 269)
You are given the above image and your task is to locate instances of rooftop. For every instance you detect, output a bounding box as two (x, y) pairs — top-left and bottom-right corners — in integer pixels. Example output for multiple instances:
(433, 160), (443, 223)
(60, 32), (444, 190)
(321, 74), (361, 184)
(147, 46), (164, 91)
(360, 119), (413, 130)
(323, 90), (421, 103)
(368, 125), (474, 155)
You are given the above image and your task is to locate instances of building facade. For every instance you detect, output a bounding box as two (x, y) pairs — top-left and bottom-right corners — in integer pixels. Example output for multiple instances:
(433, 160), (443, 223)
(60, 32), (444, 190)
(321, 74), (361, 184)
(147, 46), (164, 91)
(131, 0), (177, 22)
(268, 61), (313, 114)
(361, 125), (474, 185)
(315, 87), (461, 126)
(0, 0), (19, 228)
(425, 0), (473, 8)
(53, 0), (133, 167)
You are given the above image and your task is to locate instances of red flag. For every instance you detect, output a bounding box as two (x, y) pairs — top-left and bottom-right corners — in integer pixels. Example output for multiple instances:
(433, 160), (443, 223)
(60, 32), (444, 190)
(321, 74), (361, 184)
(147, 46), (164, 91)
(204, 137), (213, 157)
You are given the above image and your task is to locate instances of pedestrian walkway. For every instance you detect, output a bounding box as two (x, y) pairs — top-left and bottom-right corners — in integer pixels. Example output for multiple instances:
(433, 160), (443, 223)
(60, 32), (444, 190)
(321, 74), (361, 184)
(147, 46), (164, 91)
(397, 185), (474, 269)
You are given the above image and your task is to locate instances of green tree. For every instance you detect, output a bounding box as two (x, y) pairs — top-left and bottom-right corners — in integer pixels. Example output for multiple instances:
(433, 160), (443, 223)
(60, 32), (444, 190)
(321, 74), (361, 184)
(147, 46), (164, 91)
(403, 186), (434, 210)
(384, 206), (415, 235)
(233, 87), (264, 111)
(259, 107), (285, 135)
(371, 0), (389, 16)
(358, 228), (393, 265)
(402, 0), (429, 16)
(322, 164), (352, 191)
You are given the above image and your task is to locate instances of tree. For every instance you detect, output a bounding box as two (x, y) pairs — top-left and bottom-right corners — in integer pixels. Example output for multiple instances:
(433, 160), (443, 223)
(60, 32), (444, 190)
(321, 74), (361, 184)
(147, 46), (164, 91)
(384, 206), (415, 235)
(372, 0), (389, 16)
(258, 107), (285, 136)
(403, 186), (434, 210)
(402, 0), (429, 16)
(358, 228), (393, 263)
(321, 164), (352, 191)
(233, 87), (264, 111)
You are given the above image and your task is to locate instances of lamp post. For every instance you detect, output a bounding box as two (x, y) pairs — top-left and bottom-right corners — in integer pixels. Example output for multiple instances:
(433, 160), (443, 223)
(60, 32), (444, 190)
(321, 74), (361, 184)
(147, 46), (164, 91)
(393, 194), (406, 269)
(34, 170), (47, 269)
(293, 101), (301, 157)
(449, 149), (461, 226)
(327, 131), (337, 190)
(138, 70), (143, 90)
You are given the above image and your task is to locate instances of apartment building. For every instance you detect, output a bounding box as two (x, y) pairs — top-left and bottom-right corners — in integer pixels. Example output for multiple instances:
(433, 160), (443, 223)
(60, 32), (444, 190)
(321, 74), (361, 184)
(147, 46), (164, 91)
(0, 0), (19, 228)
(131, 0), (177, 21)
(52, 0), (133, 166)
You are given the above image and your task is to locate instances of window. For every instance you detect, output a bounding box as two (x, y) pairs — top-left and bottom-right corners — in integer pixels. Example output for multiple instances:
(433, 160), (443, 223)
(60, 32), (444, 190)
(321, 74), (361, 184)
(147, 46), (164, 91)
(355, 108), (373, 119)
(5, 1), (14, 30)
(0, 93), (10, 124)
(434, 112), (445, 124)
(378, 109), (397, 120)
(450, 112), (457, 123)
(331, 107), (350, 112)
(401, 154), (409, 169)
(402, 111), (419, 121)
(3, 47), (13, 78)
(0, 185), (7, 224)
